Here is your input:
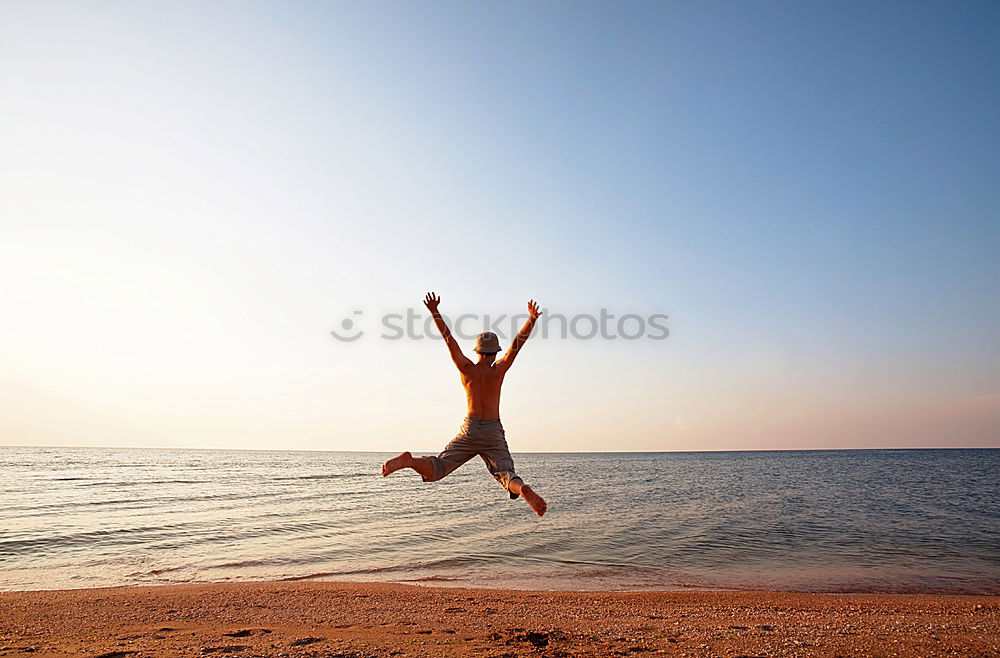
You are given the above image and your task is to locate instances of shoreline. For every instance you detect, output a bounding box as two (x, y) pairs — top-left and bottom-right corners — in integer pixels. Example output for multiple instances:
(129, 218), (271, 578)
(4, 578), (999, 597)
(1, 580), (996, 656)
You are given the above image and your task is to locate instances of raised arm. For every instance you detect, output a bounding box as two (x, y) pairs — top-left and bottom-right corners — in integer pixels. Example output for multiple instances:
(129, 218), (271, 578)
(496, 299), (542, 371)
(424, 292), (473, 372)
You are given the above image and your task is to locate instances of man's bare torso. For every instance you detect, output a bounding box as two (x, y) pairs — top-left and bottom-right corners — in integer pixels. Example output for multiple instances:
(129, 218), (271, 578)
(461, 361), (506, 419)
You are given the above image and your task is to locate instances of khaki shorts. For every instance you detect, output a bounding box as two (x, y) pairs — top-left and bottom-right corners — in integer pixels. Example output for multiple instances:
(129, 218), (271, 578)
(423, 416), (522, 499)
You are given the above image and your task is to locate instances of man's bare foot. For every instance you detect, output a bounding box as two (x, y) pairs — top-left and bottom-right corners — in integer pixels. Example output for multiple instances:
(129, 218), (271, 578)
(521, 485), (547, 517)
(381, 451), (412, 477)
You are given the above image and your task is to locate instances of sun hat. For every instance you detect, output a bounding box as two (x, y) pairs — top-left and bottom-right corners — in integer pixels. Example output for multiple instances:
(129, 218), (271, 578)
(474, 332), (501, 354)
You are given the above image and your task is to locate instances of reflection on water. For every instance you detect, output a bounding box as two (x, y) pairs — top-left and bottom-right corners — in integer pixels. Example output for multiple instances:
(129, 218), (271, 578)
(1, 447), (998, 593)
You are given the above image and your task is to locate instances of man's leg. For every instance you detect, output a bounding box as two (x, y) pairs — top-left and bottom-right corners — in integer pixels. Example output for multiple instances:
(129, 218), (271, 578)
(381, 452), (434, 479)
(506, 477), (548, 517)
(478, 423), (548, 517)
(383, 423), (479, 481)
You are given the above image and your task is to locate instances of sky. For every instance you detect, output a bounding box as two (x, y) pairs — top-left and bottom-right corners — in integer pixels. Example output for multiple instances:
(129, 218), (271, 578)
(1, 1), (998, 452)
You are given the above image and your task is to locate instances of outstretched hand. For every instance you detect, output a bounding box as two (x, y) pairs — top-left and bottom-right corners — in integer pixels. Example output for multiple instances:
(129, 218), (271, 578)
(528, 299), (542, 319)
(424, 292), (441, 313)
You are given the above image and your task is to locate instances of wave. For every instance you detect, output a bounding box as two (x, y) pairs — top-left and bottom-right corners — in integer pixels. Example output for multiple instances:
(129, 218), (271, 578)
(125, 564), (191, 578)
(273, 473), (369, 481)
(0, 487), (330, 516)
(279, 572), (341, 581)
(76, 479), (209, 487)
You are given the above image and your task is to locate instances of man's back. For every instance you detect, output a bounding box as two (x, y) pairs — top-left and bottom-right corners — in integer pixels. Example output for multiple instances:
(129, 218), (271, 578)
(461, 361), (505, 419)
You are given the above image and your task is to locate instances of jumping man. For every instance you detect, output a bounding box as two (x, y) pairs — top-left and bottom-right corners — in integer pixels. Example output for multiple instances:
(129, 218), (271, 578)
(381, 292), (548, 517)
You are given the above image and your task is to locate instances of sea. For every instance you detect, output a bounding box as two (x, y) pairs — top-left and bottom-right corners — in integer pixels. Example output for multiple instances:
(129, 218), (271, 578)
(2, 447), (997, 594)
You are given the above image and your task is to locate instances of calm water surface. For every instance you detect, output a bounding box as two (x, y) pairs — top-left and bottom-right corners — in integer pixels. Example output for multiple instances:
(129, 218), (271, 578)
(2, 447), (997, 593)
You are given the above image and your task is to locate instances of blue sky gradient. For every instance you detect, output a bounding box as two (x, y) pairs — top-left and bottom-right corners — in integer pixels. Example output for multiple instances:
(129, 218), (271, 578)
(2, 1), (998, 450)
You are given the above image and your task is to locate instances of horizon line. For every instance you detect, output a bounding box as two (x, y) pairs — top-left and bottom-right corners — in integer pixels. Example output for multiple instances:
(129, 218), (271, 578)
(2, 444), (997, 454)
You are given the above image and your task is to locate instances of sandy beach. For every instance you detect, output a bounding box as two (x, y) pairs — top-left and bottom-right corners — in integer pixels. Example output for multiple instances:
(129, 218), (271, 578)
(0, 581), (996, 657)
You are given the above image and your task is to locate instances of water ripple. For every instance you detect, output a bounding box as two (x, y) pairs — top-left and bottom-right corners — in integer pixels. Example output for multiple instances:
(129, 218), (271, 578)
(1, 447), (998, 593)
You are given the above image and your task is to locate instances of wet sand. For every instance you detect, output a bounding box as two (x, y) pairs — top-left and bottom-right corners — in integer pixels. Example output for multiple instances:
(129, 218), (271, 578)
(0, 581), (997, 657)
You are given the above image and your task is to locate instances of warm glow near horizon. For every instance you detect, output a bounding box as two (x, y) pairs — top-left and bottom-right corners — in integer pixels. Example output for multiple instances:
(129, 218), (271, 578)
(2, 2), (998, 452)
